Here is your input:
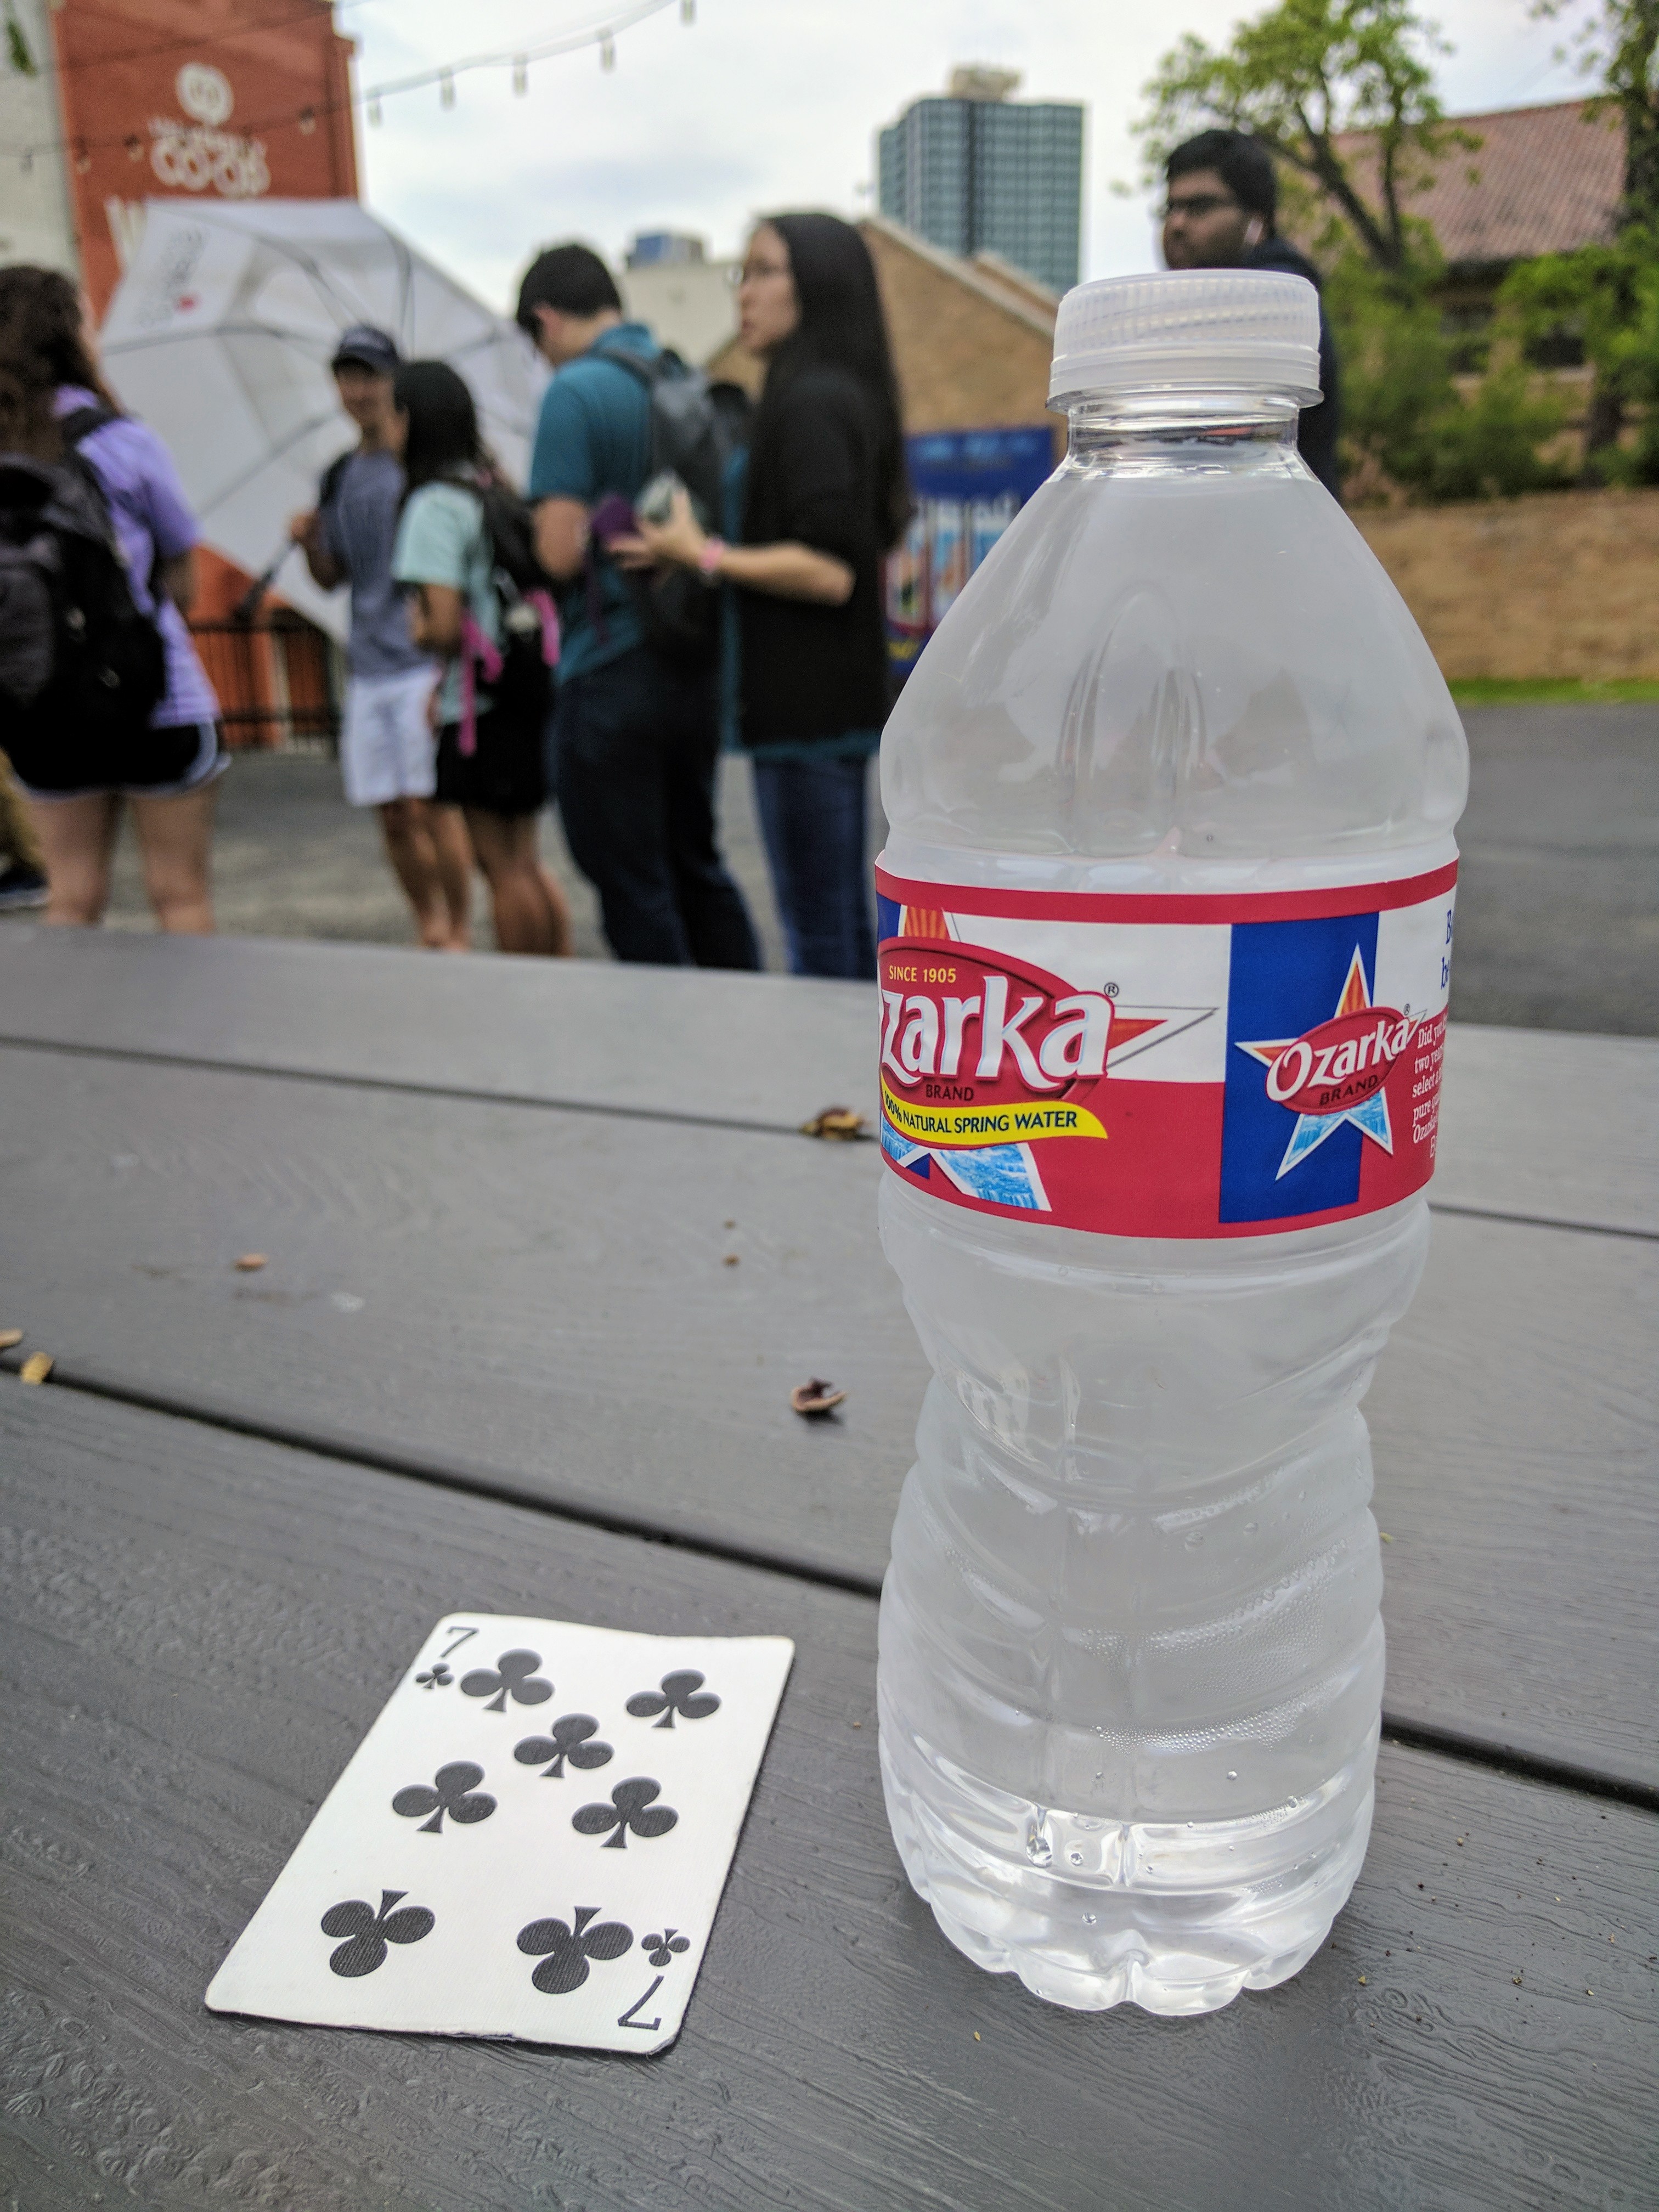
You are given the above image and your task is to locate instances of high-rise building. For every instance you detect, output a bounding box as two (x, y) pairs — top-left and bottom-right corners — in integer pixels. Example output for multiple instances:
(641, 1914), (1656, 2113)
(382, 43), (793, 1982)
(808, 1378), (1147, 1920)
(877, 66), (1083, 297)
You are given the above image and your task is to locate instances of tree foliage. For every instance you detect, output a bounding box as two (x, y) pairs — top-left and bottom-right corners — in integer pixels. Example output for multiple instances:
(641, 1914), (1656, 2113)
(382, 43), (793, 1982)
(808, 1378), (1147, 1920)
(1537, 0), (1659, 225)
(1609, 0), (1659, 223)
(1139, 0), (1625, 498)
(1138, 0), (1470, 272)
(3, 0), (38, 77)
(1517, 0), (1659, 470)
(1329, 257), (1572, 498)
(1503, 228), (1659, 479)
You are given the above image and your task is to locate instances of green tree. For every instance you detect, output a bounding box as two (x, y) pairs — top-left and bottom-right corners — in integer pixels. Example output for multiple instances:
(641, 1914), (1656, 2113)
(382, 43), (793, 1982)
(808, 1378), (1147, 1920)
(1503, 229), (1659, 479)
(1139, 0), (1579, 498)
(1329, 258), (1570, 498)
(1608, 0), (1659, 223)
(3, 0), (38, 76)
(1537, 0), (1658, 227)
(1516, 0), (1659, 472)
(1138, 0), (1469, 273)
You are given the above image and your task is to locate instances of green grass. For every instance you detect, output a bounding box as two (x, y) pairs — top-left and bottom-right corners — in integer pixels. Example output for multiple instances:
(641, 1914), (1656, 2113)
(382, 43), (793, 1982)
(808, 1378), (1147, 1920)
(1449, 676), (1659, 706)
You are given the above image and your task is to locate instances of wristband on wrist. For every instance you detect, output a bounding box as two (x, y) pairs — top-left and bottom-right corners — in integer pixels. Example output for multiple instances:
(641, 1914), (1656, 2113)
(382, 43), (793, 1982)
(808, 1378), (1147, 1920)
(696, 535), (726, 582)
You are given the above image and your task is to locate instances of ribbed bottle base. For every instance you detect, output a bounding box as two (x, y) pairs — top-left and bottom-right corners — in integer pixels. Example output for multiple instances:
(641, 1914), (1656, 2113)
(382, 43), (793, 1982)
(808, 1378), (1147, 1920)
(878, 1701), (1376, 2015)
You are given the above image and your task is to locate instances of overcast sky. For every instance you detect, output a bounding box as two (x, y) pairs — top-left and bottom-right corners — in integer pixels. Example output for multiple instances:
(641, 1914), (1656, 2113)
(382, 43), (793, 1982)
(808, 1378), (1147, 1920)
(347, 0), (1602, 315)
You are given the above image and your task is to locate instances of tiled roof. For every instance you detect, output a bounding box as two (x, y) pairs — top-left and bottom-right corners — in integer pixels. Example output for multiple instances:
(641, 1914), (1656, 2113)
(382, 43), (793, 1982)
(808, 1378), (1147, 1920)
(859, 215), (1058, 335)
(1335, 98), (1624, 266)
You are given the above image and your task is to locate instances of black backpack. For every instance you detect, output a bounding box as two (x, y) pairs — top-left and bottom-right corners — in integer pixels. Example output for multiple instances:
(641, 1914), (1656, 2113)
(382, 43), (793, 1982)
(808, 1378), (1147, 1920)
(456, 472), (558, 745)
(602, 347), (751, 666)
(0, 405), (167, 780)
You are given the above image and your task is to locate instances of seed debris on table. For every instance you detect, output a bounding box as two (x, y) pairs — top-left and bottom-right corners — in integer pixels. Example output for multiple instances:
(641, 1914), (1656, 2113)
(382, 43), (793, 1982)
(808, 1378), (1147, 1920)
(800, 1107), (866, 1141)
(791, 1378), (847, 1417)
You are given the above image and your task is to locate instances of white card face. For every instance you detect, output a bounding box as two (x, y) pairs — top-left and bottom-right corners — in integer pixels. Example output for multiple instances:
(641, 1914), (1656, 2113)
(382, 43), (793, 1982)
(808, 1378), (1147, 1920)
(206, 1614), (794, 2055)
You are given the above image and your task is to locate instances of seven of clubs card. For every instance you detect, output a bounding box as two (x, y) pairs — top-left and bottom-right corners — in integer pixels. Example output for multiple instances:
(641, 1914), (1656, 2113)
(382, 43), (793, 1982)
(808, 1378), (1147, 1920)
(206, 1615), (793, 2055)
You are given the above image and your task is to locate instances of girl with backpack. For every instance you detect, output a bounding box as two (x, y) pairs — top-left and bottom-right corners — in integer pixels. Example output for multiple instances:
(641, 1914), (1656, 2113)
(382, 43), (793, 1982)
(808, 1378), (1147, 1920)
(618, 213), (909, 980)
(0, 266), (222, 933)
(390, 361), (570, 957)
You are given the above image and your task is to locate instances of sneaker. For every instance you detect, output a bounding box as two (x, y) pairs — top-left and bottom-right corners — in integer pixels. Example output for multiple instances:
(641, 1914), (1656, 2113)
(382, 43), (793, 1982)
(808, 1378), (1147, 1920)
(0, 863), (48, 911)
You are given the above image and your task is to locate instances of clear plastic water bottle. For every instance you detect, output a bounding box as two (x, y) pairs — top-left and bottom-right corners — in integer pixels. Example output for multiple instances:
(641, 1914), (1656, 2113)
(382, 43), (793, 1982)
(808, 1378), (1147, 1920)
(874, 272), (1467, 2015)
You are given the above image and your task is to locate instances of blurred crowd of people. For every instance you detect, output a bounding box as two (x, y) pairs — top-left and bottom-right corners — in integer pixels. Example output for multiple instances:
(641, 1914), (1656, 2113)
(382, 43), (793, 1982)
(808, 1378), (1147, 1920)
(0, 210), (909, 981)
(0, 132), (1335, 977)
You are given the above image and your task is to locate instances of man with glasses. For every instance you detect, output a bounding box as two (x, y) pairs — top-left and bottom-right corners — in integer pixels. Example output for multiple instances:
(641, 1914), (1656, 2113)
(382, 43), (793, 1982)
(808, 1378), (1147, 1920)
(1161, 129), (1342, 499)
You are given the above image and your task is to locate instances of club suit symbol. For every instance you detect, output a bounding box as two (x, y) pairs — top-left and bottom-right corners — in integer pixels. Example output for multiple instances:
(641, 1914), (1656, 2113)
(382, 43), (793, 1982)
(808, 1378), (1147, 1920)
(320, 1888), (435, 1977)
(626, 1670), (719, 1729)
(514, 1715), (613, 1779)
(572, 1778), (679, 1849)
(460, 1649), (552, 1713)
(392, 1760), (496, 1834)
(517, 1906), (634, 1994)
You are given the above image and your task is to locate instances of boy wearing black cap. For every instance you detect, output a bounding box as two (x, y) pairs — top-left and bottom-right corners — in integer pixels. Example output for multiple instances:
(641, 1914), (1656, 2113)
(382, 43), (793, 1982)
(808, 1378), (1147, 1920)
(290, 324), (473, 948)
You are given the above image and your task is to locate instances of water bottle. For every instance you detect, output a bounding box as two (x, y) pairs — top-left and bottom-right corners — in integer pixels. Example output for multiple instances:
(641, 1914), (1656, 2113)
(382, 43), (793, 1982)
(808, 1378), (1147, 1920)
(874, 271), (1467, 2015)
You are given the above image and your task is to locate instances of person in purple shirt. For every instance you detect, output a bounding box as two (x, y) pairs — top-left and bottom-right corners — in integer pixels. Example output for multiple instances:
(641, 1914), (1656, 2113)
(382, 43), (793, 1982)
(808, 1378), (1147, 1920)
(0, 266), (223, 932)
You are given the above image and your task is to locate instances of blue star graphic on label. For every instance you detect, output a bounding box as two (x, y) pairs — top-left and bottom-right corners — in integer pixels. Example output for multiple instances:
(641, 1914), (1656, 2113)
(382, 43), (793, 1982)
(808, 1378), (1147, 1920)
(1235, 947), (1418, 1182)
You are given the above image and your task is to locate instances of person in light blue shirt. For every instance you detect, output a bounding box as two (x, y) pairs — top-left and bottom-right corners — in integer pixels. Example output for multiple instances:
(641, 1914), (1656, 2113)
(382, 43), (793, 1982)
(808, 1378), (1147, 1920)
(390, 360), (569, 958)
(516, 243), (757, 970)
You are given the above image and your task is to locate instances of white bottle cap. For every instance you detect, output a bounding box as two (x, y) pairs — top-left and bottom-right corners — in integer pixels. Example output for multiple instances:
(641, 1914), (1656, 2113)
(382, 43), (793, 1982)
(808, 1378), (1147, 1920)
(1048, 270), (1322, 405)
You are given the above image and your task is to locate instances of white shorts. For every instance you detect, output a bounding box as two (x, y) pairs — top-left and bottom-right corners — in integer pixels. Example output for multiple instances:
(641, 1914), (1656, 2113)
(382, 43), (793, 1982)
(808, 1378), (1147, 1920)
(340, 666), (441, 808)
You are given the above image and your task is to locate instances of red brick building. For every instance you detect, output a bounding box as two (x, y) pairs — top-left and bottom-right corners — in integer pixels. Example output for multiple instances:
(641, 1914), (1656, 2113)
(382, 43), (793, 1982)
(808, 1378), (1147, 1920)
(2, 0), (359, 736)
(10, 0), (356, 311)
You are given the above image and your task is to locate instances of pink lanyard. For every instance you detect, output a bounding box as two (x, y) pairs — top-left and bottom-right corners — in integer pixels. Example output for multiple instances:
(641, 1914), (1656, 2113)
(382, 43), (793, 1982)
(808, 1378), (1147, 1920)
(455, 613), (501, 758)
(454, 549), (560, 759)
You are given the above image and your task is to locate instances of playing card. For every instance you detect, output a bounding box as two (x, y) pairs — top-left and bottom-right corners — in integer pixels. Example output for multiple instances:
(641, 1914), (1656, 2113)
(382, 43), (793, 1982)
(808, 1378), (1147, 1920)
(206, 1614), (793, 2055)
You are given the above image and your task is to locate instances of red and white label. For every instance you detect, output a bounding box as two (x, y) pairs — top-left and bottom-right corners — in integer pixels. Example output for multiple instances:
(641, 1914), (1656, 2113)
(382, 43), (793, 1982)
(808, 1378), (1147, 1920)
(876, 860), (1458, 1238)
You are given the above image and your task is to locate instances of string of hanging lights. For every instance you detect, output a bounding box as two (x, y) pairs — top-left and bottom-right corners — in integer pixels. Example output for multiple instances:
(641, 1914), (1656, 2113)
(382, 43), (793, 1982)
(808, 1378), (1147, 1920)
(2, 0), (688, 170)
(356, 0), (676, 117)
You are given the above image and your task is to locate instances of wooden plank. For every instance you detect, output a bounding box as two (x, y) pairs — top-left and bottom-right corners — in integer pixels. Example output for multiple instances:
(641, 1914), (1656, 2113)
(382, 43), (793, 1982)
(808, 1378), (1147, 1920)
(3, 927), (1655, 1234)
(0, 923), (879, 1136)
(1435, 1023), (1659, 1237)
(2, 1385), (1652, 2212)
(1366, 1211), (1659, 1793)
(0, 1042), (918, 1588)
(3, 1047), (1655, 1797)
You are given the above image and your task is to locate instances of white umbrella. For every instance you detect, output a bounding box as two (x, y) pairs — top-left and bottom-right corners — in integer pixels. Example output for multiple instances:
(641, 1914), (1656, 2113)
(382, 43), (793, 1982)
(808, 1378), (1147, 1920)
(98, 197), (549, 640)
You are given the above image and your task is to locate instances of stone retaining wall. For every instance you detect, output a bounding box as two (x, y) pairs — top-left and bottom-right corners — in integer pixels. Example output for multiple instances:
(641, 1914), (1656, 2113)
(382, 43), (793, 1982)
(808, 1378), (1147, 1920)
(1357, 488), (1659, 680)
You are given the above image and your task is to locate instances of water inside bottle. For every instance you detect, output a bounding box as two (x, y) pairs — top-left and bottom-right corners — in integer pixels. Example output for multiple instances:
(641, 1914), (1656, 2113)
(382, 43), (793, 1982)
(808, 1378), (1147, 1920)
(875, 352), (1466, 2014)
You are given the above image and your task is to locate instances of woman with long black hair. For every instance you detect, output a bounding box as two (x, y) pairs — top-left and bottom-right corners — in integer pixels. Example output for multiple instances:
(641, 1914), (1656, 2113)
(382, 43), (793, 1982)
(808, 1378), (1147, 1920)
(624, 212), (907, 979)
(390, 359), (570, 956)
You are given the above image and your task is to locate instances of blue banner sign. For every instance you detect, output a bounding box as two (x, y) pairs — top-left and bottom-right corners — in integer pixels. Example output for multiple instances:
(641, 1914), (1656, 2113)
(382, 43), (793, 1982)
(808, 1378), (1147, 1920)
(888, 426), (1055, 676)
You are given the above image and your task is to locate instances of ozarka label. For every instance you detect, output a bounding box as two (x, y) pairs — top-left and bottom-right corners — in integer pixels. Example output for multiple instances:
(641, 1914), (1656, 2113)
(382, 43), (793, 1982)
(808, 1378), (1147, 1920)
(875, 860), (1458, 1238)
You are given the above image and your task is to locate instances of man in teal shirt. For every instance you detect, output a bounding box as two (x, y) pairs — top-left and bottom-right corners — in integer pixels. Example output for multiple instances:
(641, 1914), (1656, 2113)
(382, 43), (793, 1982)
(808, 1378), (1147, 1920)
(517, 244), (757, 968)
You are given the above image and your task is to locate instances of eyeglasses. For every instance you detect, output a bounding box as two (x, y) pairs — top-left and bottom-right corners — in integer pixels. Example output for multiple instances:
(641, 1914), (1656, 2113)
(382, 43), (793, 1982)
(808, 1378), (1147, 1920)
(730, 258), (792, 288)
(1161, 192), (1242, 222)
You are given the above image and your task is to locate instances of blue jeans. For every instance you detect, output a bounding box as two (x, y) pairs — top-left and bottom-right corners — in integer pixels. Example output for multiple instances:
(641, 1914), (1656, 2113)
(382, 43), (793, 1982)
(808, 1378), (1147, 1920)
(751, 753), (876, 981)
(551, 646), (759, 969)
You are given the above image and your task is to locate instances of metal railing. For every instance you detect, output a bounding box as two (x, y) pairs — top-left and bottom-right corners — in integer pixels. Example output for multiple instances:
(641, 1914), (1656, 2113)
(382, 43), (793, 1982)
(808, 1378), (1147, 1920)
(189, 613), (342, 753)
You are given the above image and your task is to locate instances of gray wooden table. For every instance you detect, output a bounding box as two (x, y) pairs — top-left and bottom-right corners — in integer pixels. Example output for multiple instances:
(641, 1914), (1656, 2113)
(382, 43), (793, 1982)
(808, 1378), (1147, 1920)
(2, 927), (1654, 2210)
